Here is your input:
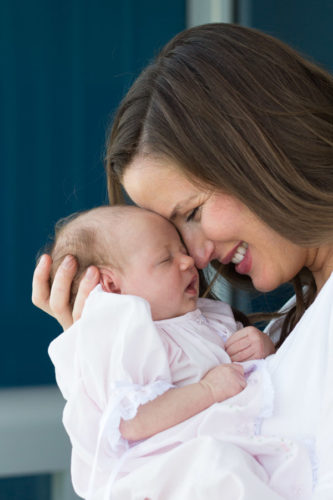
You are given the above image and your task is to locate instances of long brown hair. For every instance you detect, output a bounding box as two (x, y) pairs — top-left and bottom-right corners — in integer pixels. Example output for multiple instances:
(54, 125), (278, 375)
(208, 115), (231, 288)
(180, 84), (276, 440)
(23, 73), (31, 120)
(105, 23), (333, 344)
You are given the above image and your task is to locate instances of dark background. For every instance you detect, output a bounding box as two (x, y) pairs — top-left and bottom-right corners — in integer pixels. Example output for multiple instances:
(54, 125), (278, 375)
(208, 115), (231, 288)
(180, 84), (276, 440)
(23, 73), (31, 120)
(1, 0), (186, 388)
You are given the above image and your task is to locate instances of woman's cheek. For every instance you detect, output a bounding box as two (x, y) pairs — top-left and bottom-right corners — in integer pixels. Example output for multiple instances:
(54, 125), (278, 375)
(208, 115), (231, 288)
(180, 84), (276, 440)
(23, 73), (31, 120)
(200, 211), (219, 240)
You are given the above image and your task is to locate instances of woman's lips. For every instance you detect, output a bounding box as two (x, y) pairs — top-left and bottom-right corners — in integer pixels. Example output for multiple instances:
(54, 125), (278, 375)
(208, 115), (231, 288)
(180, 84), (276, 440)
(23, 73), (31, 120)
(235, 247), (252, 274)
(220, 241), (252, 275)
(221, 242), (243, 265)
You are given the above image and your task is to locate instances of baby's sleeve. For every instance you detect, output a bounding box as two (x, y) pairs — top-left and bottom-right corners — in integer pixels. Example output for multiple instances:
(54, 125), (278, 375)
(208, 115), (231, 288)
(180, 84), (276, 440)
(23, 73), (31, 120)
(48, 286), (173, 478)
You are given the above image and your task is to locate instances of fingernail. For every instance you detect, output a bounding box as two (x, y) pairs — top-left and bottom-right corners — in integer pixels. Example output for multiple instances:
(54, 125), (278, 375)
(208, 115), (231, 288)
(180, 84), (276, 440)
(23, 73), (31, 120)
(85, 266), (96, 280)
(63, 255), (75, 269)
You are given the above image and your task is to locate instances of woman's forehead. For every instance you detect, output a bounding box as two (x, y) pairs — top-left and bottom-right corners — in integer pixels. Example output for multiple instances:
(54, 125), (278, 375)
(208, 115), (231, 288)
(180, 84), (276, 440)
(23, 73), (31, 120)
(123, 156), (199, 217)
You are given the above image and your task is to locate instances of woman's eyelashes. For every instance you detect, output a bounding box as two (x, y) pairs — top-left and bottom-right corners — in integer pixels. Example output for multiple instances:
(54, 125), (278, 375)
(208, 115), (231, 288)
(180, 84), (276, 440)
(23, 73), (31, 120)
(186, 206), (200, 222)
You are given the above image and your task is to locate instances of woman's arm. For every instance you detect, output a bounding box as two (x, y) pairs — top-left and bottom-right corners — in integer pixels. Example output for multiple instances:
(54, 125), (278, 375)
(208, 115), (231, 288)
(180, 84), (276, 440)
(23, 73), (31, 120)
(119, 363), (246, 441)
(32, 254), (99, 330)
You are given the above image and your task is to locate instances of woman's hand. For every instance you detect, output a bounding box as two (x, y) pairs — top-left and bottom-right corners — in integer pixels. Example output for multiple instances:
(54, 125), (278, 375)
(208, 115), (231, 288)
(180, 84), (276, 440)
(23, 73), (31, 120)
(225, 326), (276, 362)
(200, 363), (246, 403)
(32, 254), (100, 330)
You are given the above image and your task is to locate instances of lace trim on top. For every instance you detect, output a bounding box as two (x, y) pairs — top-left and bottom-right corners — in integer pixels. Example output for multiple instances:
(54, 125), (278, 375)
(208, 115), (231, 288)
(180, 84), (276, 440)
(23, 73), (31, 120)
(86, 379), (173, 500)
(106, 379), (174, 454)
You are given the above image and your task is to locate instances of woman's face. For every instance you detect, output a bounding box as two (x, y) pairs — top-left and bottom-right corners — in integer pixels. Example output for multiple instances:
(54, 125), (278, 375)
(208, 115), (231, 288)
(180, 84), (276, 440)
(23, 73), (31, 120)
(123, 156), (312, 292)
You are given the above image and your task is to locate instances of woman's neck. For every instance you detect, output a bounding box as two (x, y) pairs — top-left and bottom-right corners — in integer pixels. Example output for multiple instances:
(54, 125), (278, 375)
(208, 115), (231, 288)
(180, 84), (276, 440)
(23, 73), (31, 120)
(308, 244), (333, 292)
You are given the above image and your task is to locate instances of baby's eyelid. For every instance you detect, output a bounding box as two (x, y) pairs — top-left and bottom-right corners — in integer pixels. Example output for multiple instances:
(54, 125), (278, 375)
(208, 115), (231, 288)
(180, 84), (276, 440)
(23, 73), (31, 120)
(160, 255), (172, 264)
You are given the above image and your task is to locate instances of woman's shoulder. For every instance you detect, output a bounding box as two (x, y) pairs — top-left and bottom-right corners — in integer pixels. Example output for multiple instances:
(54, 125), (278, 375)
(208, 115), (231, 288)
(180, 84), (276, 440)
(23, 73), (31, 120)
(265, 272), (333, 343)
(264, 293), (297, 344)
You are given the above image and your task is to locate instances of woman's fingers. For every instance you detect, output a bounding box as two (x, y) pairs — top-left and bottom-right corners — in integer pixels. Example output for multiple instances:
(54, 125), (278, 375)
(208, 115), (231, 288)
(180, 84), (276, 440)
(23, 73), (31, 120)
(32, 254), (53, 314)
(32, 253), (77, 329)
(49, 255), (78, 329)
(32, 255), (99, 330)
(72, 266), (100, 323)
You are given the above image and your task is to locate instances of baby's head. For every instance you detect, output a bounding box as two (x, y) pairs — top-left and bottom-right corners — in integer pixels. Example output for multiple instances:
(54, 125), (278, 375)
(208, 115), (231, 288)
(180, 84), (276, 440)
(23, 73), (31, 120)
(50, 205), (199, 320)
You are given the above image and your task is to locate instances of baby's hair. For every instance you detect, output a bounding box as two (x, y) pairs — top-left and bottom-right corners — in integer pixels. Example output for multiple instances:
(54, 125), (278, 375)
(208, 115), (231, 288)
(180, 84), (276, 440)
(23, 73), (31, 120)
(46, 206), (128, 306)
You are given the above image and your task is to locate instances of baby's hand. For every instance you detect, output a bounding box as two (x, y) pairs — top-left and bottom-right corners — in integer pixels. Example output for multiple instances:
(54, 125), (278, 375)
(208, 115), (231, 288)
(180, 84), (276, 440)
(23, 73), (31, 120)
(225, 326), (276, 362)
(200, 363), (246, 403)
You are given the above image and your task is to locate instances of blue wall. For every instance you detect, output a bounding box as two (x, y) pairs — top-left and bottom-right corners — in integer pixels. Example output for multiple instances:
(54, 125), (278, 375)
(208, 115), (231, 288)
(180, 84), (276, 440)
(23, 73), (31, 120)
(1, 0), (186, 388)
(250, 0), (333, 72)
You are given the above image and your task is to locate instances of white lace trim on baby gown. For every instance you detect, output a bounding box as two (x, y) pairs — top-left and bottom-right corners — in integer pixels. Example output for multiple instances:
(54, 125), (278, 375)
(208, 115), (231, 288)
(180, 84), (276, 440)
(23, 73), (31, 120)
(105, 379), (174, 453)
(87, 379), (173, 500)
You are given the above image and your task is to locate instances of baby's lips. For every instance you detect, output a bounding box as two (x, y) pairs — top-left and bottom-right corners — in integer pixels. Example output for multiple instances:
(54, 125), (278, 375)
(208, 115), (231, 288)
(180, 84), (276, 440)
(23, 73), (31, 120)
(185, 273), (198, 293)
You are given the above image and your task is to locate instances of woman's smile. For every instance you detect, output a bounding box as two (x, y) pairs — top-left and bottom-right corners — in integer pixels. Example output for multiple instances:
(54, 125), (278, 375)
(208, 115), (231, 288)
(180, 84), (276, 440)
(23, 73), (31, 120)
(221, 241), (248, 266)
(231, 243), (251, 274)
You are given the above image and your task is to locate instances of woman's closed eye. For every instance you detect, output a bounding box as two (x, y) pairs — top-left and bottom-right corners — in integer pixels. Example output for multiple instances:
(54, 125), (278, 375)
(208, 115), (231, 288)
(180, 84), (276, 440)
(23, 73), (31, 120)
(186, 206), (201, 222)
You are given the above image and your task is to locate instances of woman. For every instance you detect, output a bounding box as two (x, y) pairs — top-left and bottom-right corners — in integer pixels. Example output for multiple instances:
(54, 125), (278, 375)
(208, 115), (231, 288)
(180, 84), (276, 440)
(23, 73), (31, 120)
(33, 24), (333, 495)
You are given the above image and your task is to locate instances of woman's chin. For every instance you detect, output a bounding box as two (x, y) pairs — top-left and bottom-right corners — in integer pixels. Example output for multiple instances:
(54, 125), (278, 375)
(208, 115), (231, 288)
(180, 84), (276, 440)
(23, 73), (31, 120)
(250, 274), (283, 293)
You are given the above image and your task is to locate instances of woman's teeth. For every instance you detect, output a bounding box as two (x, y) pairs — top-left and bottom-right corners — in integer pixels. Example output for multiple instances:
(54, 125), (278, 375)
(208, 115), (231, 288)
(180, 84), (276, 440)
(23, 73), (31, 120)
(231, 242), (248, 265)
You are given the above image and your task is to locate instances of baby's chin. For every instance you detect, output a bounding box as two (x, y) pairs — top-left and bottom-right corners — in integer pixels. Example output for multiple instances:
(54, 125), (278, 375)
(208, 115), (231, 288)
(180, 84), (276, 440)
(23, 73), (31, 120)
(152, 298), (198, 321)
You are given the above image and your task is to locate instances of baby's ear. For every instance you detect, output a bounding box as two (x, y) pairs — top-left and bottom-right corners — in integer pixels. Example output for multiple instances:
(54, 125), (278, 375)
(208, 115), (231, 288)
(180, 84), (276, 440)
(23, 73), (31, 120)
(99, 267), (122, 294)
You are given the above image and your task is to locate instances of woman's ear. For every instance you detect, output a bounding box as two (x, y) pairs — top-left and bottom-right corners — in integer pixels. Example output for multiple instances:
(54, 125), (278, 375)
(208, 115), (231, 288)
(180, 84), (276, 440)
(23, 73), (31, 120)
(99, 267), (122, 294)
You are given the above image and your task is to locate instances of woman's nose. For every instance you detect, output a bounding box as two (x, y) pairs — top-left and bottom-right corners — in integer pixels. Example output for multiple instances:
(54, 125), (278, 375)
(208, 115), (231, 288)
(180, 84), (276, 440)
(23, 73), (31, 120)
(187, 239), (215, 269)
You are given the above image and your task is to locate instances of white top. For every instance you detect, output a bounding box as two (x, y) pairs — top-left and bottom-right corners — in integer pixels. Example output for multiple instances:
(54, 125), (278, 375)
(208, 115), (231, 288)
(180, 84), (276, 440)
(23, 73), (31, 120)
(49, 287), (316, 500)
(262, 272), (333, 498)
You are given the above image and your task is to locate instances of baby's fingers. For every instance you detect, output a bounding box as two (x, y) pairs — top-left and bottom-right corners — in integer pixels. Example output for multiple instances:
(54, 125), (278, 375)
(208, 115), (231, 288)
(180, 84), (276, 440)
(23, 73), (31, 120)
(231, 364), (247, 388)
(230, 347), (256, 362)
(230, 363), (244, 374)
(224, 329), (248, 349)
(238, 376), (247, 389)
(72, 266), (100, 322)
(225, 337), (251, 358)
(32, 254), (53, 313)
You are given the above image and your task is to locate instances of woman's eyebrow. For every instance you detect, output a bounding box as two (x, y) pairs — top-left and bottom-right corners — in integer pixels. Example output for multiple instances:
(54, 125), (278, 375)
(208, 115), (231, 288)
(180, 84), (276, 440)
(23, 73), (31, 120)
(169, 204), (181, 221)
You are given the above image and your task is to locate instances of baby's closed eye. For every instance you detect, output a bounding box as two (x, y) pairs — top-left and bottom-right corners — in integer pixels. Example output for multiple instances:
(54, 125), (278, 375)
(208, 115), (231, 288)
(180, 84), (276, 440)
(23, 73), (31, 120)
(159, 255), (172, 264)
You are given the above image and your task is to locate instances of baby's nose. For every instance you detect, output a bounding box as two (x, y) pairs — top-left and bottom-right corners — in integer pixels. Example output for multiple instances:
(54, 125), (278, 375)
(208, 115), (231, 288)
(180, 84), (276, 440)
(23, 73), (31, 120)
(179, 254), (195, 271)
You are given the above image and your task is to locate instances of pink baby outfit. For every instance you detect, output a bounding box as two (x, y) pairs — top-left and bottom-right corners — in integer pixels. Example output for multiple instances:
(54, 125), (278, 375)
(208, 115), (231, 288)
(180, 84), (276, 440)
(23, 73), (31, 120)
(49, 286), (312, 500)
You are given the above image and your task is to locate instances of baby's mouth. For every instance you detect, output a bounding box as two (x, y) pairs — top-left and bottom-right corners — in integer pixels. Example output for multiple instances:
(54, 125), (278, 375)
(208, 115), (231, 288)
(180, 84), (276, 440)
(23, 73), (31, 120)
(185, 275), (198, 295)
